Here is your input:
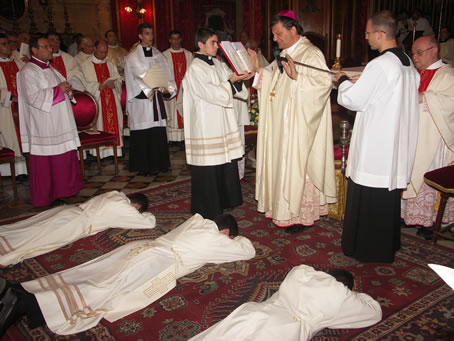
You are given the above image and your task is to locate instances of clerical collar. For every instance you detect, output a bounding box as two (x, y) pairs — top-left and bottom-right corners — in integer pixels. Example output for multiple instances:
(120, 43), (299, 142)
(142, 46), (153, 57)
(52, 50), (61, 57)
(381, 47), (410, 66)
(285, 36), (303, 55)
(195, 53), (214, 65)
(426, 59), (444, 70)
(0, 56), (13, 62)
(170, 47), (184, 53)
(30, 56), (50, 69)
(92, 55), (106, 64)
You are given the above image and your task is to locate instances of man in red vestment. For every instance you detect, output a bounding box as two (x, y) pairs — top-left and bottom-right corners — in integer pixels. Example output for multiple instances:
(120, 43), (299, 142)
(80, 40), (123, 158)
(17, 34), (83, 207)
(163, 30), (193, 144)
(401, 36), (454, 238)
(0, 33), (27, 177)
(48, 32), (86, 91)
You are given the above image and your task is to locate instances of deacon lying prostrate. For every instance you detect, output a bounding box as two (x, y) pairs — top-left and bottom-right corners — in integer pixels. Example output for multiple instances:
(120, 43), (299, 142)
(0, 191), (155, 267)
(190, 265), (382, 341)
(0, 213), (256, 336)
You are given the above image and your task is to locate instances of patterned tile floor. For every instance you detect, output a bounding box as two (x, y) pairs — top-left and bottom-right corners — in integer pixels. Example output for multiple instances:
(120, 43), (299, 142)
(0, 141), (452, 249)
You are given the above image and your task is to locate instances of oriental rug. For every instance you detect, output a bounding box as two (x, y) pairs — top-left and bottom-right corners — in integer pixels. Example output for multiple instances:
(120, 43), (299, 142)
(1, 179), (453, 340)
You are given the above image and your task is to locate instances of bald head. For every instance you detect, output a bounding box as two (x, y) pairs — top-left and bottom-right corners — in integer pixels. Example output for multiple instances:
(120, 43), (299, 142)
(94, 39), (108, 60)
(80, 36), (95, 55)
(411, 36), (439, 70)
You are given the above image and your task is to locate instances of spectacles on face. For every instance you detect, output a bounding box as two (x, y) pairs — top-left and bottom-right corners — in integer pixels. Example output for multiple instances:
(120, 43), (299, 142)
(410, 47), (434, 57)
(38, 45), (51, 49)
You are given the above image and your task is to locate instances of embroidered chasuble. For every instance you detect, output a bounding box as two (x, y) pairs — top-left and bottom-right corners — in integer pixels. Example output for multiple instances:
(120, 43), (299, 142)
(93, 62), (120, 145)
(0, 60), (21, 146)
(50, 56), (67, 79)
(171, 51), (187, 128)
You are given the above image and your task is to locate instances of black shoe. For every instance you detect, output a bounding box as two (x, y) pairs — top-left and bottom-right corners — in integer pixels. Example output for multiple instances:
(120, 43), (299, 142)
(416, 228), (433, 240)
(284, 224), (306, 234)
(50, 199), (65, 207)
(0, 288), (19, 338)
(15, 174), (28, 183)
(137, 171), (148, 176)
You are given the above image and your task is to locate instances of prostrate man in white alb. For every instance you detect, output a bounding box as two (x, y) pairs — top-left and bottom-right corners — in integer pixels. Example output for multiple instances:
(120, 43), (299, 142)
(17, 34), (83, 207)
(401, 36), (454, 239)
(125, 23), (177, 176)
(74, 36), (95, 67)
(335, 11), (420, 263)
(190, 265), (382, 341)
(81, 39), (124, 158)
(183, 27), (252, 219)
(0, 191), (155, 267)
(163, 30), (193, 144)
(48, 32), (86, 91)
(0, 33), (26, 178)
(249, 10), (336, 233)
(0, 214), (255, 336)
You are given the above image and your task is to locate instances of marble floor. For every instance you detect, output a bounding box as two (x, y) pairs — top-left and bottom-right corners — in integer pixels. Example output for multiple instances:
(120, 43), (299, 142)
(0, 141), (453, 250)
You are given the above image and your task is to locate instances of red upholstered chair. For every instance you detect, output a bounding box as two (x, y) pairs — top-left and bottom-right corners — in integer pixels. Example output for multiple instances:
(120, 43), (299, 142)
(0, 147), (17, 197)
(71, 91), (118, 178)
(423, 165), (454, 244)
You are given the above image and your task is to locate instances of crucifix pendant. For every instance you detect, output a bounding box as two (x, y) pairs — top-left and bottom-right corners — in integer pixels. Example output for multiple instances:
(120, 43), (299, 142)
(270, 90), (276, 102)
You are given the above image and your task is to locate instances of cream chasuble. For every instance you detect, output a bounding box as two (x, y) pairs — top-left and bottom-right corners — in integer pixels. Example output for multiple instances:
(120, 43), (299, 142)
(107, 45), (128, 71)
(81, 56), (123, 158)
(0, 191), (156, 266)
(21, 214), (255, 335)
(403, 63), (454, 199)
(255, 37), (336, 223)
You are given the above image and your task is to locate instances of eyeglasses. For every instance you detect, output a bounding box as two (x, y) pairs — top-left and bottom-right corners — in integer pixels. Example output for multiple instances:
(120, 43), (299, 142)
(410, 47), (434, 57)
(365, 30), (386, 38)
(38, 45), (51, 49)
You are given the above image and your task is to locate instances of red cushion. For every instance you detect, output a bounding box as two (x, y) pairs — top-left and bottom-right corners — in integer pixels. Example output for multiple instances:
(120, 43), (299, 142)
(0, 147), (15, 159)
(424, 165), (454, 193)
(72, 93), (97, 128)
(79, 131), (116, 145)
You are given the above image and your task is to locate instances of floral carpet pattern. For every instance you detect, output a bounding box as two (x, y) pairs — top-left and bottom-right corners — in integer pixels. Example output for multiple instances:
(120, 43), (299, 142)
(1, 179), (453, 340)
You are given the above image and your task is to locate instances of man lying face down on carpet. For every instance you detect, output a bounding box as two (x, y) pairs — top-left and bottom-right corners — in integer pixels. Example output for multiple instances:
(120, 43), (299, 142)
(0, 213), (256, 336)
(0, 191), (155, 267)
(190, 265), (382, 341)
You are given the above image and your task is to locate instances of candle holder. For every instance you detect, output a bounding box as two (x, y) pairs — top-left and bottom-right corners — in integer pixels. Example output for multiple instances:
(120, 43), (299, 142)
(332, 57), (342, 71)
(339, 120), (351, 175)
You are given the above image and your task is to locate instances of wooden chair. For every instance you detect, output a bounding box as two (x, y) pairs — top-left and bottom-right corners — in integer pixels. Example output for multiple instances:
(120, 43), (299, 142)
(0, 147), (17, 197)
(423, 165), (454, 244)
(71, 91), (118, 178)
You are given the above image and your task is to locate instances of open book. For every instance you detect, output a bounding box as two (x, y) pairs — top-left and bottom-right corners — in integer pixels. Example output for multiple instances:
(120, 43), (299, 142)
(143, 64), (170, 89)
(218, 41), (253, 75)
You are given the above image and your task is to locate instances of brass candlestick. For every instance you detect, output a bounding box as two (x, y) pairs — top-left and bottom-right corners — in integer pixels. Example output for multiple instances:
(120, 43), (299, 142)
(332, 34), (342, 70)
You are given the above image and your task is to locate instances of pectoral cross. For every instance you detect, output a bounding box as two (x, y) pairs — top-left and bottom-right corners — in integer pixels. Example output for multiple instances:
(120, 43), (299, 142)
(270, 90), (276, 102)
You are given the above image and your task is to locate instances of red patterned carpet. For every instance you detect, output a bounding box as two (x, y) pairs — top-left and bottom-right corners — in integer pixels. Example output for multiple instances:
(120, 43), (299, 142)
(1, 179), (454, 340)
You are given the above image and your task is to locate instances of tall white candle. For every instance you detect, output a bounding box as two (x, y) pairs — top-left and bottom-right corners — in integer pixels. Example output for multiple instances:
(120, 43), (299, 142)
(336, 36), (341, 58)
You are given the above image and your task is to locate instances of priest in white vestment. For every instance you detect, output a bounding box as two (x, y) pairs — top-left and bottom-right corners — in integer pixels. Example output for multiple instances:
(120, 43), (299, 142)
(182, 27), (252, 219)
(17, 34), (83, 207)
(74, 37), (94, 67)
(125, 23), (177, 176)
(0, 191), (155, 266)
(163, 30), (193, 142)
(0, 33), (27, 177)
(0, 214), (255, 335)
(105, 30), (128, 74)
(48, 32), (86, 91)
(401, 36), (454, 236)
(250, 11), (336, 232)
(190, 265), (381, 341)
(335, 11), (419, 263)
(81, 40), (124, 158)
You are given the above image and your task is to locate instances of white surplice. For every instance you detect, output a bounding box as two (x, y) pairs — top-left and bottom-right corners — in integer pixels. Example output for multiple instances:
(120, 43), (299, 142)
(124, 45), (176, 131)
(17, 57), (80, 156)
(0, 191), (156, 266)
(190, 265), (382, 341)
(0, 56), (27, 176)
(52, 50), (86, 91)
(337, 50), (420, 190)
(182, 55), (244, 166)
(163, 47), (193, 141)
(80, 55), (123, 158)
(21, 214), (255, 335)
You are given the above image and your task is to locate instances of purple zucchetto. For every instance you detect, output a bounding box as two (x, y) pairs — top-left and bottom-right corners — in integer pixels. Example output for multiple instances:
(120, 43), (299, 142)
(276, 10), (299, 21)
